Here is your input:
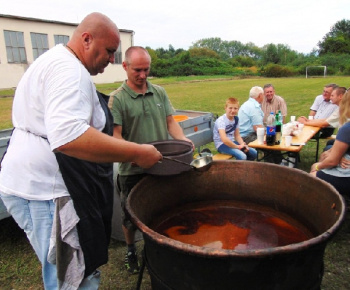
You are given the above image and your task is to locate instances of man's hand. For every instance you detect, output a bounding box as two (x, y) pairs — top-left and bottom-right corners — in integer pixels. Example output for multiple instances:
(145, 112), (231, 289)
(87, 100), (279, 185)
(242, 144), (250, 153)
(133, 144), (162, 168)
(184, 137), (195, 151)
(297, 116), (308, 124)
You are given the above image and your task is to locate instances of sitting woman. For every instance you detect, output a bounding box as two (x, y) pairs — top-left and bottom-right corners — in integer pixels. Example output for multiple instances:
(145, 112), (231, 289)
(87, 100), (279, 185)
(310, 89), (350, 196)
(213, 98), (257, 161)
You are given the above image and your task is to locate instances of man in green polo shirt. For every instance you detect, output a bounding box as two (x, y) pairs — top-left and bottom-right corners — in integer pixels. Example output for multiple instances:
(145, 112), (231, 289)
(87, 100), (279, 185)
(109, 46), (192, 274)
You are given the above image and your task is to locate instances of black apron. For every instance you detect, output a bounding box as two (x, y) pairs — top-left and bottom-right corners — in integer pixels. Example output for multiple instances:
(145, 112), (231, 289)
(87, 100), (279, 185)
(55, 91), (114, 277)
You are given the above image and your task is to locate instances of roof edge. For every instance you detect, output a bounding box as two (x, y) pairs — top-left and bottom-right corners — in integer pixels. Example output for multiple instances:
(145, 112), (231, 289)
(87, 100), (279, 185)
(0, 14), (134, 33)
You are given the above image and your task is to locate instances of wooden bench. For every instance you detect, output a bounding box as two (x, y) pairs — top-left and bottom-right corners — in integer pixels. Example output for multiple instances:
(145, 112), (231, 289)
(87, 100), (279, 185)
(212, 153), (233, 161)
(194, 153), (233, 161)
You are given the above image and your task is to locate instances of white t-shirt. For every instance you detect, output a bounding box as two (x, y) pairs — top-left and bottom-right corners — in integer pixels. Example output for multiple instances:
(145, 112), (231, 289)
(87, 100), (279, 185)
(326, 107), (339, 128)
(0, 44), (106, 200)
(213, 114), (239, 149)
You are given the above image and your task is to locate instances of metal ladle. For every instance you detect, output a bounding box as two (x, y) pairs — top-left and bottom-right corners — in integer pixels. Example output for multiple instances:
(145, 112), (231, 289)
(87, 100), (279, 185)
(162, 156), (212, 172)
(162, 156), (196, 169)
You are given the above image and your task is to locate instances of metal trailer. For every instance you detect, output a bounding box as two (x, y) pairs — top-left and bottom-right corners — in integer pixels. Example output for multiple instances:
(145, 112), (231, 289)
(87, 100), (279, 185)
(0, 128), (12, 160)
(171, 110), (214, 152)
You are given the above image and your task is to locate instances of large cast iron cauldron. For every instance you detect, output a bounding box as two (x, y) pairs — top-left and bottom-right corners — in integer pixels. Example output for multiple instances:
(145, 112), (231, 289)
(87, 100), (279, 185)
(127, 161), (345, 290)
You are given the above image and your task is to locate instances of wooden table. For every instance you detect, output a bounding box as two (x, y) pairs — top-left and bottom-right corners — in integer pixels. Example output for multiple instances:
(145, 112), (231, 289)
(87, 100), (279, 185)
(248, 125), (321, 167)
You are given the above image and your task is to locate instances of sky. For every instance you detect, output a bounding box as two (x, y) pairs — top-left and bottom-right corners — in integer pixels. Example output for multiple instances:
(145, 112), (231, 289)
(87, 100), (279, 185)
(1, 0), (350, 54)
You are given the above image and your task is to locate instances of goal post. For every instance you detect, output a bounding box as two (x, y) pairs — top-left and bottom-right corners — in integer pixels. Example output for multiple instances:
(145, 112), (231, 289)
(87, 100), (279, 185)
(306, 66), (327, 78)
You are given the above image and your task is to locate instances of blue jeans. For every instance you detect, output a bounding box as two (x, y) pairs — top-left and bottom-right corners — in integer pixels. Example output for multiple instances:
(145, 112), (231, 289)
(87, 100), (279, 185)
(0, 193), (57, 289)
(218, 143), (257, 161)
(0, 192), (100, 289)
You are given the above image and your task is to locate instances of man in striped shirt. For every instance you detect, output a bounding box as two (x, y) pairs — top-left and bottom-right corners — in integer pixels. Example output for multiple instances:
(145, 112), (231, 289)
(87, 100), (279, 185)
(261, 84), (287, 125)
(260, 84), (288, 164)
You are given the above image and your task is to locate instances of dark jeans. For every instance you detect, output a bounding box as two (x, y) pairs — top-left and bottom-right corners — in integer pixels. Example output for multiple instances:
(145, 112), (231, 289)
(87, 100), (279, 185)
(117, 174), (146, 230)
(317, 171), (350, 196)
(319, 127), (335, 138)
(323, 139), (335, 152)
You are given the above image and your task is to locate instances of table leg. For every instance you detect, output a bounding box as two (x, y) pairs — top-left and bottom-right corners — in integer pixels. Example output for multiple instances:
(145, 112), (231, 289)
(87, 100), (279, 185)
(256, 150), (299, 168)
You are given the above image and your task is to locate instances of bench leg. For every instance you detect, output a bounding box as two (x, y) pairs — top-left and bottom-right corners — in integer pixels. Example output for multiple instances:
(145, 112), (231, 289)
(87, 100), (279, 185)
(315, 138), (320, 162)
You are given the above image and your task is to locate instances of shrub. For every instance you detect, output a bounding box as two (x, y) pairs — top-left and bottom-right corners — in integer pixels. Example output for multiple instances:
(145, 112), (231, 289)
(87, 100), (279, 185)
(233, 56), (256, 67)
(260, 64), (295, 77)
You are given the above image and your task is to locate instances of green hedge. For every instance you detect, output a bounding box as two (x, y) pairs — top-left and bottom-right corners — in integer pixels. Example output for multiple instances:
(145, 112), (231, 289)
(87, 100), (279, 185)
(259, 64), (296, 77)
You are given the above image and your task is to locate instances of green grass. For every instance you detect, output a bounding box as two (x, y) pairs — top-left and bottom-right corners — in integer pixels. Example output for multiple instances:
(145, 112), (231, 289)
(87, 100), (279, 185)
(0, 97), (14, 130)
(1, 75), (350, 289)
(2, 76), (349, 129)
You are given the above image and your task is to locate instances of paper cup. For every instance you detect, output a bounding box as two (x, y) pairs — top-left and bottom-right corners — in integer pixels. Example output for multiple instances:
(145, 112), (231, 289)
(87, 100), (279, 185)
(285, 135), (292, 147)
(257, 127), (265, 135)
(298, 123), (304, 130)
(257, 135), (264, 145)
(257, 134), (264, 145)
(308, 116), (314, 120)
(257, 128), (265, 145)
(291, 116), (296, 122)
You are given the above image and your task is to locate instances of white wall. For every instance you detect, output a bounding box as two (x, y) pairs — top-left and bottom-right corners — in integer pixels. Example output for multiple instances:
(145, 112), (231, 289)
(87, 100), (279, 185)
(0, 15), (133, 89)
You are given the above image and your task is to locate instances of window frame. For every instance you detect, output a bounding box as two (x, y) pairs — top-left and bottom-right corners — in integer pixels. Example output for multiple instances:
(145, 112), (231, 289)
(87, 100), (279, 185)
(54, 35), (70, 46)
(4, 30), (27, 64)
(30, 32), (49, 60)
(114, 43), (122, 64)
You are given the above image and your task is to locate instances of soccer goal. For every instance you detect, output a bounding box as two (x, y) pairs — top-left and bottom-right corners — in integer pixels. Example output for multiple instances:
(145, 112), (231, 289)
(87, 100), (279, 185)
(305, 66), (327, 78)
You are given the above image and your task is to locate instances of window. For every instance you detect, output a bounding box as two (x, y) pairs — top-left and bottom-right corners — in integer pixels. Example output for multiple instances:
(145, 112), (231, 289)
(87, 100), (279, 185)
(30, 33), (49, 60)
(114, 43), (122, 64)
(4, 30), (27, 63)
(54, 35), (69, 45)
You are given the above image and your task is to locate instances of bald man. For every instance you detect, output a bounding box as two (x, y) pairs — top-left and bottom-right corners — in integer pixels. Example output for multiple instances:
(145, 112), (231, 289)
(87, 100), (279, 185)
(0, 13), (161, 289)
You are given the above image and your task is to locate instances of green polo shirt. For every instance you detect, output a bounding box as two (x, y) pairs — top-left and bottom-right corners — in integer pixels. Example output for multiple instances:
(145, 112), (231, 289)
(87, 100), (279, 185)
(109, 80), (175, 175)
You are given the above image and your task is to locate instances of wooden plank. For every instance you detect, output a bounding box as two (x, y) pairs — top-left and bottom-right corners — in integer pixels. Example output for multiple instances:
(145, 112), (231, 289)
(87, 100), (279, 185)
(213, 153), (233, 160)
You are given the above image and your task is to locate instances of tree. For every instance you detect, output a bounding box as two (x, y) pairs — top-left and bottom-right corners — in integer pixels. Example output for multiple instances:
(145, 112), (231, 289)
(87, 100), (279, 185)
(191, 37), (225, 54)
(261, 44), (280, 64)
(243, 42), (262, 59)
(146, 47), (158, 63)
(191, 38), (262, 60)
(153, 45), (184, 59)
(188, 47), (219, 59)
(318, 19), (350, 55)
(260, 43), (300, 66)
(229, 55), (255, 67)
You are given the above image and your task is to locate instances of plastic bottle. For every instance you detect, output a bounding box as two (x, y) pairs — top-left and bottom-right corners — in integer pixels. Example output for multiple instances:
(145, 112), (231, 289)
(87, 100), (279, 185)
(266, 112), (276, 146)
(275, 110), (282, 145)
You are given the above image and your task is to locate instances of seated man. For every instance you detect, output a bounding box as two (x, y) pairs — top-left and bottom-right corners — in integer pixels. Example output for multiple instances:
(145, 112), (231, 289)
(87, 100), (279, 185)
(302, 87), (347, 160)
(309, 83), (339, 138)
(261, 84), (287, 164)
(261, 84), (287, 125)
(298, 86), (346, 137)
(238, 86), (264, 144)
(213, 97), (257, 160)
(300, 87), (345, 156)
